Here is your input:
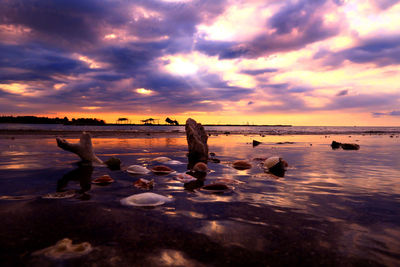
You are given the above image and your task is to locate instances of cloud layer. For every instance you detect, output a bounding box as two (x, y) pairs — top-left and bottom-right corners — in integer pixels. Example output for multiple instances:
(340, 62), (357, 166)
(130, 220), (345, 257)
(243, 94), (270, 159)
(0, 0), (399, 125)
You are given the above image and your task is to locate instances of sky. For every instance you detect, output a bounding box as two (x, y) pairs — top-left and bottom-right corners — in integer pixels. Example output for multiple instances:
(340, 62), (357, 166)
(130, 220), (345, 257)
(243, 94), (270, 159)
(0, 0), (400, 126)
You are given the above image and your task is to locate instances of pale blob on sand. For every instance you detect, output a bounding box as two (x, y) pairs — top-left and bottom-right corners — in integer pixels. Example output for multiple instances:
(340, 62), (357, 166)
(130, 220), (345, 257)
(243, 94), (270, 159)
(42, 190), (76, 199)
(120, 192), (173, 207)
(126, 165), (150, 175)
(32, 238), (93, 260)
(175, 173), (197, 183)
(152, 157), (172, 163)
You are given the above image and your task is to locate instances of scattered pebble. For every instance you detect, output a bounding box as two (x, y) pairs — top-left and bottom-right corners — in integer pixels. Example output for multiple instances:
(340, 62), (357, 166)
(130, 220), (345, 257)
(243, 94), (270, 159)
(92, 175), (114, 185)
(133, 178), (154, 190)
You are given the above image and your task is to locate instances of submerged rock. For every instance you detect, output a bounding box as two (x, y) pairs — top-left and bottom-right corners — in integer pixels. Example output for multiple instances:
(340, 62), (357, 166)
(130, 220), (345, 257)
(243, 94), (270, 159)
(32, 238), (93, 260)
(120, 192), (173, 207)
(341, 143), (360, 150)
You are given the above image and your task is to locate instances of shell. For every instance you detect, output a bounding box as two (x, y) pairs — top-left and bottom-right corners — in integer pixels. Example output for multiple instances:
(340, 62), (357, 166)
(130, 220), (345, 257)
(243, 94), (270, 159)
(32, 238), (92, 260)
(232, 160), (252, 170)
(42, 190), (76, 199)
(127, 165), (150, 175)
(120, 192), (173, 207)
(133, 178), (154, 189)
(193, 162), (208, 173)
(165, 160), (185, 165)
(175, 173), (197, 183)
(263, 156), (280, 169)
(215, 178), (245, 185)
(0, 195), (35, 201)
(153, 156), (172, 162)
(92, 175), (114, 185)
(150, 165), (175, 174)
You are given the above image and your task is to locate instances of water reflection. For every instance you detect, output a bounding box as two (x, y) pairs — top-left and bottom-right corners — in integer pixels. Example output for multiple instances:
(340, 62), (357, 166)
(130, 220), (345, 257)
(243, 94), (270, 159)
(1, 134), (400, 265)
(57, 165), (93, 194)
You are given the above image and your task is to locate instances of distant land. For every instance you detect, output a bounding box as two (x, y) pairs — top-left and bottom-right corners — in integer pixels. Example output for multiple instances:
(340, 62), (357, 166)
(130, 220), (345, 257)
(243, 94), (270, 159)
(0, 116), (105, 125)
(0, 116), (291, 127)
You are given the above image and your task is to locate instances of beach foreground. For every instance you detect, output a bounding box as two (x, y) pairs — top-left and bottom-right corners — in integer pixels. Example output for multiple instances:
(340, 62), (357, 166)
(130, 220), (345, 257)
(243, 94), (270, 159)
(0, 132), (399, 266)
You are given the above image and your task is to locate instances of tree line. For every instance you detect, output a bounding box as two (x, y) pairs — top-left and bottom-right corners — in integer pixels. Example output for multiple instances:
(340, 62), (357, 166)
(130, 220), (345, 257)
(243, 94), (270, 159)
(0, 116), (105, 125)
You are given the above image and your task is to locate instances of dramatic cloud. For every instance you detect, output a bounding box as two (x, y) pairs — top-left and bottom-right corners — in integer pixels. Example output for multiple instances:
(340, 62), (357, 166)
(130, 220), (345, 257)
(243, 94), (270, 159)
(0, 0), (399, 125)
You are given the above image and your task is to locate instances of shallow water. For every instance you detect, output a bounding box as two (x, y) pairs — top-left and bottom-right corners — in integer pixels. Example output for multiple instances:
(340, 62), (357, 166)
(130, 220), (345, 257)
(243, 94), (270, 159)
(0, 134), (399, 266)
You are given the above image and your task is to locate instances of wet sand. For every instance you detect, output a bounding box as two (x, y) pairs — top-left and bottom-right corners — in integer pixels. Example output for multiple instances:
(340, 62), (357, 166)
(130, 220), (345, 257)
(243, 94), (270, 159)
(0, 133), (399, 266)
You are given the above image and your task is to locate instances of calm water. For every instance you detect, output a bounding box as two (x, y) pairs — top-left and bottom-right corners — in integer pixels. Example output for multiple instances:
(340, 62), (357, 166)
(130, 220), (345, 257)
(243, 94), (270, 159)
(1, 123), (400, 135)
(0, 133), (400, 266)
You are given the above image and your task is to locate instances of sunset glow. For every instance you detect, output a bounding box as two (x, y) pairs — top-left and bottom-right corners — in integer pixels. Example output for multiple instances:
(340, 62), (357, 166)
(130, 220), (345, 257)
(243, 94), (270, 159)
(0, 0), (399, 125)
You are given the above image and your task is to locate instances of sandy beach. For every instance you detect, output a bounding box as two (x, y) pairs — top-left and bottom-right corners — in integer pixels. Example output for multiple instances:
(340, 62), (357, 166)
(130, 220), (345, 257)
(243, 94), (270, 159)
(0, 131), (399, 266)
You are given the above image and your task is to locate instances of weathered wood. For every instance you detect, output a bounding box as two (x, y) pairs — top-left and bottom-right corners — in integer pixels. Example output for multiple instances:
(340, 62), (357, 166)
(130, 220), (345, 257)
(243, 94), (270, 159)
(56, 132), (103, 164)
(185, 118), (208, 168)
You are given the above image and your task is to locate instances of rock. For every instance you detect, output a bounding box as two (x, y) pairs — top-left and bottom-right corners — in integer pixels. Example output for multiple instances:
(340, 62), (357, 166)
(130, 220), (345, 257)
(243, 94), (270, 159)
(331, 141), (360, 150)
(331, 141), (341, 149)
(252, 140), (262, 147)
(185, 118), (208, 168)
(104, 157), (121, 170)
(193, 162), (208, 173)
(341, 143), (360, 150)
(56, 132), (103, 164)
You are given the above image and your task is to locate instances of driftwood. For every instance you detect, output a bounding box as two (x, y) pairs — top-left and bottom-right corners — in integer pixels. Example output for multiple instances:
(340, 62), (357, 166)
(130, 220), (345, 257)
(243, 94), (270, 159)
(185, 118), (208, 169)
(56, 132), (103, 164)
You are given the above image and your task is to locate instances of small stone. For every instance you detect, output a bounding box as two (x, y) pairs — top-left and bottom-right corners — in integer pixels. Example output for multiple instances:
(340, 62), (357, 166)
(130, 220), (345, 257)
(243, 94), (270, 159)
(331, 141), (341, 149)
(104, 157), (121, 170)
(253, 140), (262, 147)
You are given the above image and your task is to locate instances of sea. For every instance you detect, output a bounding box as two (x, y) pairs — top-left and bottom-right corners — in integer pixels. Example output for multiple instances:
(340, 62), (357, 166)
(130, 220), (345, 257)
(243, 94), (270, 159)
(1, 123), (400, 135)
(0, 123), (399, 266)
